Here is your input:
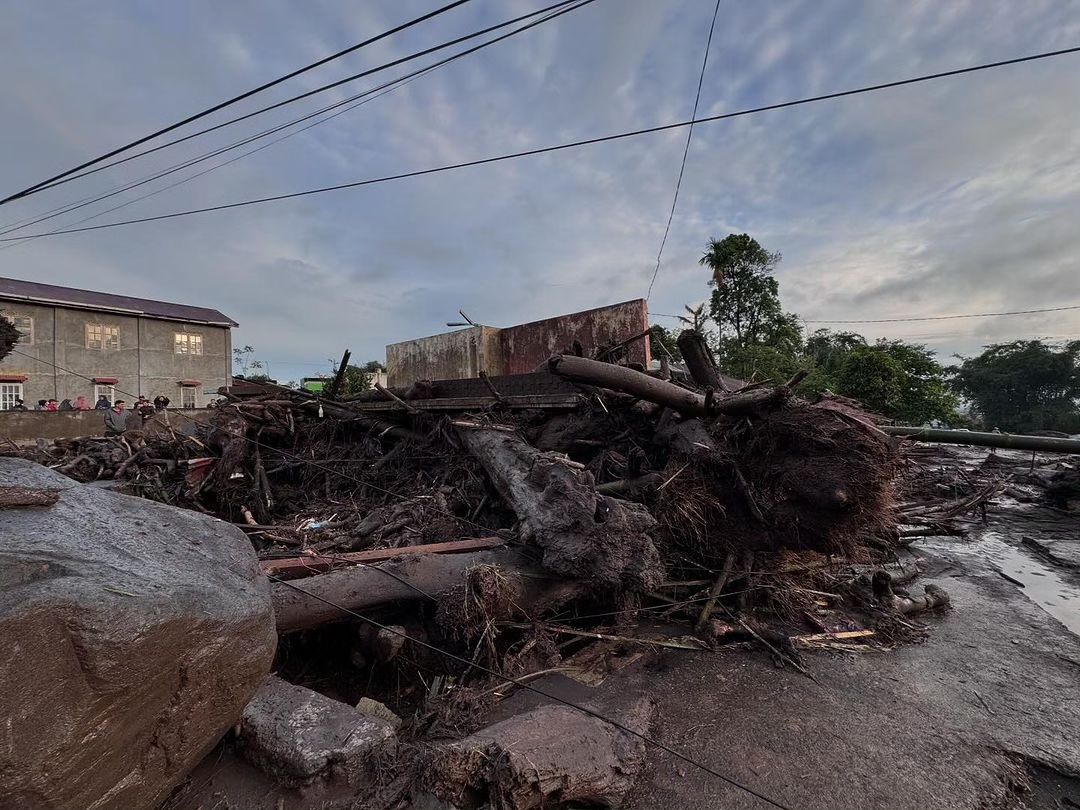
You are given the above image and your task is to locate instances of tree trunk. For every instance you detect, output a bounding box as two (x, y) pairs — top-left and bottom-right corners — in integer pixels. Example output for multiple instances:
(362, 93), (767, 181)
(677, 329), (726, 392)
(457, 424), (663, 591)
(546, 354), (789, 417)
(271, 547), (582, 632)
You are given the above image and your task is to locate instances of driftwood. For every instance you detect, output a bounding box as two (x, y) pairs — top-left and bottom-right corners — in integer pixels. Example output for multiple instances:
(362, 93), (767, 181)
(547, 354), (790, 417)
(457, 423), (663, 591)
(677, 329), (728, 392)
(872, 570), (951, 614)
(271, 548), (583, 632)
(0, 486), (60, 509)
(262, 536), (507, 579)
(594, 472), (663, 497)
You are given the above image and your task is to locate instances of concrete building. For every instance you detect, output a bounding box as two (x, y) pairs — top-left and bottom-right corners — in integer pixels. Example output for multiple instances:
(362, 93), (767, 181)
(385, 299), (650, 386)
(0, 277), (235, 410)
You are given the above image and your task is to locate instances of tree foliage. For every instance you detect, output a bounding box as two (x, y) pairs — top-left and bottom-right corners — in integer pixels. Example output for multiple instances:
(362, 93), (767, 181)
(954, 340), (1080, 433)
(334, 364), (371, 397)
(648, 325), (682, 362)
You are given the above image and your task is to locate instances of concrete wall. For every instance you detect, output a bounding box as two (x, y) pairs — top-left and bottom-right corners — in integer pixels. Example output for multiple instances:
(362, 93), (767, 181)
(385, 300), (649, 385)
(0, 302), (231, 408)
(386, 326), (502, 387)
(499, 299), (649, 374)
(0, 408), (212, 443)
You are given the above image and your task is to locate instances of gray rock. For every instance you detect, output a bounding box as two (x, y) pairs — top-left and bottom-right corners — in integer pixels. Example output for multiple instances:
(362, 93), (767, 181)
(240, 676), (397, 782)
(0, 457), (276, 810)
(425, 701), (652, 810)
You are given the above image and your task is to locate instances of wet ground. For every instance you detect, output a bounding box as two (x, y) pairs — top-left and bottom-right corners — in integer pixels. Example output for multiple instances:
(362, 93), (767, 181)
(172, 447), (1080, 810)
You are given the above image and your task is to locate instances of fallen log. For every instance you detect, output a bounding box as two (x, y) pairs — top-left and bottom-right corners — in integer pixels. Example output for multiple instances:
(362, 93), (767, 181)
(261, 536), (507, 579)
(884, 426), (1080, 454)
(594, 472), (663, 497)
(271, 547), (583, 632)
(546, 354), (789, 417)
(677, 329), (729, 392)
(457, 423), (663, 591)
(872, 570), (950, 614)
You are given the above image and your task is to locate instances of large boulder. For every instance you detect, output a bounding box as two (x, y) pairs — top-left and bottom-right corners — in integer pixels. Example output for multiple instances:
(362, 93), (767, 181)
(0, 457), (276, 810)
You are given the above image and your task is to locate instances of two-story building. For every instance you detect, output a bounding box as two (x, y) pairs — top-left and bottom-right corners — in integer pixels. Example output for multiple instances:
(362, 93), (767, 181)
(0, 277), (236, 409)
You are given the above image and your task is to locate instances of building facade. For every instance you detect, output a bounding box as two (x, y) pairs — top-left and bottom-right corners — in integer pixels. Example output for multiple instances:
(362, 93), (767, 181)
(0, 277), (235, 410)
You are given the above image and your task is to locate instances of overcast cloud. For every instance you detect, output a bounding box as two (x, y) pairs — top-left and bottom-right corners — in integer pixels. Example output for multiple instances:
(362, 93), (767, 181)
(2, 0), (1079, 382)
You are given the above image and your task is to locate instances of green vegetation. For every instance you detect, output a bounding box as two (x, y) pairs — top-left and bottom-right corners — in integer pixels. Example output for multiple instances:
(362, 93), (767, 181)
(650, 232), (1080, 430)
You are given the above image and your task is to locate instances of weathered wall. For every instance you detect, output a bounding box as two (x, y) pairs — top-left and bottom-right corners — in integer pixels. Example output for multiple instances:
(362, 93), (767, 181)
(0, 408), (212, 443)
(386, 326), (502, 387)
(385, 302), (649, 385)
(499, 299), (649, 374)
(0, 302), (231, 408)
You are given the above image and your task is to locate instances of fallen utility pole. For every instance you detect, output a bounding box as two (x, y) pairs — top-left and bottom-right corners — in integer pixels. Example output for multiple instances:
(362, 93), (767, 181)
(884, 426), (1080, 454)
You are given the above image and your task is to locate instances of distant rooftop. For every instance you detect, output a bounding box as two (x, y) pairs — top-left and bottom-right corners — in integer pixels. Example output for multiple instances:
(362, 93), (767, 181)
(0, 276), (237, 327)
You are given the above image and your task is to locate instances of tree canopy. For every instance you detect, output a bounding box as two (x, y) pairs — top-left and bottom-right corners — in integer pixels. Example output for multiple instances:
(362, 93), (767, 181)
(954, 340), (1080, 433)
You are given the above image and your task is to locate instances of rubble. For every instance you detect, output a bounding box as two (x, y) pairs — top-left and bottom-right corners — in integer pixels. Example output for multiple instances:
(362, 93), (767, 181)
(423, 701), (653, 810)
(239, 676), (397, 783)
(3, 346), (981, 808)
(0, 457), (276, 810)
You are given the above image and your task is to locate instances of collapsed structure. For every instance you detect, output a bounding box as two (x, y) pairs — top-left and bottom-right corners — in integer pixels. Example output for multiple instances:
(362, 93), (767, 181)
(5, 326), (1004, 810)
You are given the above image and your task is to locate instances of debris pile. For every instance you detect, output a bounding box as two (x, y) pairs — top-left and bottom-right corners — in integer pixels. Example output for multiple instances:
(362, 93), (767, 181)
(5, 349), (958, 809)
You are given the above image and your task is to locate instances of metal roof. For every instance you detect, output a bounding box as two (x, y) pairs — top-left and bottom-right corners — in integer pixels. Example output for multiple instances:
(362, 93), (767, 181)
(0, 276), (237, 326)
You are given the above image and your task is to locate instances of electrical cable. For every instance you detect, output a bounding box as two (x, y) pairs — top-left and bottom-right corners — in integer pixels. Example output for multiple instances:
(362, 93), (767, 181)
(8, 44), (1078, 242)
(5, 0), (587, 204)
(802, 303), (1080, 323)
(0, 0), (475, 205)
(0, 0), (592, 241)
(8, 345), (805, 807)
(269, 575), (800, 810)
(645, 0), (721, 302)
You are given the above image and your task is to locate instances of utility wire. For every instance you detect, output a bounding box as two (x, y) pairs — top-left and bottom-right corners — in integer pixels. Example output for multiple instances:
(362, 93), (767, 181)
(8, 346), (804, 808)
(0, 0), (592, 241)
(645, 0), (721, 302)
(8, 0), (586, 203)
(801, 303), (1080, 323)
(269, 576), (799, 810)
(0, 0), (475, 205)
(8, 44), (1079, 242)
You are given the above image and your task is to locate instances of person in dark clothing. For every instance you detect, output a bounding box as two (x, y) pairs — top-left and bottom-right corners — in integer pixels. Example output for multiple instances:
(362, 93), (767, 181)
(11, 399), (27, 411)
(95, 395), (111, 410)
(58, 399), (73, 411)
(103, 400), (129, 436)
(136, 396), (155, 422)
(153, 394), (170, 411)
(36, 399), (47, 410)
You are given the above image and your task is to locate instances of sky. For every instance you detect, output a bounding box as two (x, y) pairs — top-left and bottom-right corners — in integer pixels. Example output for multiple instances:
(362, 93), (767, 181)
(1, 0), (1079, 384)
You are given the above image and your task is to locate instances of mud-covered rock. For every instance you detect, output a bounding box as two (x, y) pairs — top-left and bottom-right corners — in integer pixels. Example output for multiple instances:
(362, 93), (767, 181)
(425, 701), (653, 809)
(0, 457), (276, 810)
(239, 676), (397, 782)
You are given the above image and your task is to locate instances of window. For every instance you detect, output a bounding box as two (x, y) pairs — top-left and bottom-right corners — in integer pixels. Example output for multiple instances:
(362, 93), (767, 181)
(0, 383), (24, 410)
(174, 333), (203, 355)
(1, 313), (33, 346)
(85, 324), (119, 350)
(180, 385), (198, 408)
(94, 384), (115, 405)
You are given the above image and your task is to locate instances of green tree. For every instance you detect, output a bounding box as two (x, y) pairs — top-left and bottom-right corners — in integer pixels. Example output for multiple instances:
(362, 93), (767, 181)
(701, 234), (795, 350)
(954, 340), (1080, 432)
(648, 324), (682, 362)
(333, 364), (371, 397)
(361, 359), (386, 373)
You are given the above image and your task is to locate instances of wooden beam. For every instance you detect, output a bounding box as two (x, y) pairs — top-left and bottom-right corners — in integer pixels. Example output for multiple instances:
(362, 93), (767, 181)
(261, 536), (507, 579)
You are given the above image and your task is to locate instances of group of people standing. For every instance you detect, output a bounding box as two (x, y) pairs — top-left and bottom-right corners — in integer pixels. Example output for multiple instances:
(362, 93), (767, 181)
(9, 393), (172, 439)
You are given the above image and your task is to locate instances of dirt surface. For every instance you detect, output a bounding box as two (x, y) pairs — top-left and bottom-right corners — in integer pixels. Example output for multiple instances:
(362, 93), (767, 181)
(480, 532), (1080, 810)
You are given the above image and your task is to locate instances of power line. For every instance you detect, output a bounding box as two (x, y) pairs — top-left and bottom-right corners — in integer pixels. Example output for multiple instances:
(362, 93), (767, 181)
(9, 0), (586, 204)
(5, 345), (804, 809)
(801, 303), (1080, 323)
(645, 0), (721, 302)
(0, 0), (591, 241)
(271, 576), (801, 810)
(0, 0), (475, 207)
(8, 43), (1078, 242)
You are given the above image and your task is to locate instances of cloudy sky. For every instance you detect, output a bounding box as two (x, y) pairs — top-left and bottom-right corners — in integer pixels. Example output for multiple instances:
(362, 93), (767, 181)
(2, 0), (1078, 383)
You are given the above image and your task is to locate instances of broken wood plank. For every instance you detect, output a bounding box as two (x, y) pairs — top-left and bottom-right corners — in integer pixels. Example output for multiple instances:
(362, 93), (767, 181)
(260, 536), (507, 579)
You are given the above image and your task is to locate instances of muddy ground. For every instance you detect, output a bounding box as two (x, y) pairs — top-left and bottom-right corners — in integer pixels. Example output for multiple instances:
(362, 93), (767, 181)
(169, 449), (1080, 810)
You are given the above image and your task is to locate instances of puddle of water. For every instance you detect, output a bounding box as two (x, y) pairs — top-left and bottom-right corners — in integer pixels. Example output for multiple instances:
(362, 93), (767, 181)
(921, 531), (1080, 636)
